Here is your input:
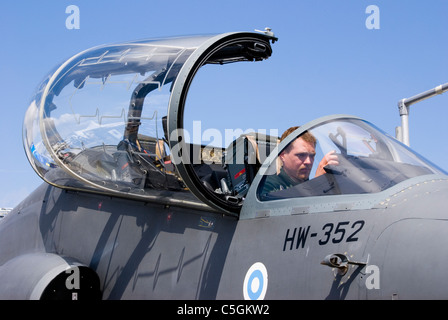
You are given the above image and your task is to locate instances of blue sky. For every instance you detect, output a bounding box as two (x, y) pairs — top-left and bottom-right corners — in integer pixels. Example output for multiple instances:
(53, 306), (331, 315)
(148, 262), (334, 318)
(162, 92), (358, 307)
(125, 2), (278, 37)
(1, 0), (448, 208)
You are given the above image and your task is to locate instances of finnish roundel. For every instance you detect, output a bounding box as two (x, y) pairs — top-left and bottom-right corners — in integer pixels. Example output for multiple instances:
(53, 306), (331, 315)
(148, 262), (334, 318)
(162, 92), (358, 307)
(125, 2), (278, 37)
(243, 262), (268, 300)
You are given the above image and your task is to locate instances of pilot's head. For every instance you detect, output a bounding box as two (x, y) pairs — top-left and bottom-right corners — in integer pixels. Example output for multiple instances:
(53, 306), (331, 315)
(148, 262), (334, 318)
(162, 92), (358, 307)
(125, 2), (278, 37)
(279, 127), (317, 182)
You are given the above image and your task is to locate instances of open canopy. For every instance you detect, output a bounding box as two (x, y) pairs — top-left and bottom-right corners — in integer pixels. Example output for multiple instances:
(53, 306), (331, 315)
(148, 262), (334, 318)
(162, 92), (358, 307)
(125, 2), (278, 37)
(23, 31), (277, 215)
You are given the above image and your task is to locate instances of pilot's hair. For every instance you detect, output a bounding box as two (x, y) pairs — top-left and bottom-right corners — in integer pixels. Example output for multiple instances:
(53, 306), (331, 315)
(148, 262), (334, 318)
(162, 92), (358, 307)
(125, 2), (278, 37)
(280, 126), (316, 153)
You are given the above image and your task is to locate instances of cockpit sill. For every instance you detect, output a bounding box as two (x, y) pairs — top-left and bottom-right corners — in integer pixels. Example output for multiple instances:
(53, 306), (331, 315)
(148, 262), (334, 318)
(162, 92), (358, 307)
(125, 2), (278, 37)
(243, 174), (448, 219)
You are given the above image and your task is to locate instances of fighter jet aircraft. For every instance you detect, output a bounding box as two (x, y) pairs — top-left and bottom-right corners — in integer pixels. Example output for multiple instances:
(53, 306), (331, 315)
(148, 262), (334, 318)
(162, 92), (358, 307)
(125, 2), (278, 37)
(0, 30), (447, 300)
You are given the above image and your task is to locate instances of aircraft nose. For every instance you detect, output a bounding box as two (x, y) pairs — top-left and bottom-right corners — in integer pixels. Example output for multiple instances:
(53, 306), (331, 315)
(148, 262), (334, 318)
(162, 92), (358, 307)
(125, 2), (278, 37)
(368, 213), (448, 298)
(365, 180), (448, 299)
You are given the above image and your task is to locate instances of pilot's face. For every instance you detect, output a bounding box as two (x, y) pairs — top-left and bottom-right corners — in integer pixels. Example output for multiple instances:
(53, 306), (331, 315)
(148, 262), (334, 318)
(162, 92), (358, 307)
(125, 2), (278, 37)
(280, 137), (316, 182)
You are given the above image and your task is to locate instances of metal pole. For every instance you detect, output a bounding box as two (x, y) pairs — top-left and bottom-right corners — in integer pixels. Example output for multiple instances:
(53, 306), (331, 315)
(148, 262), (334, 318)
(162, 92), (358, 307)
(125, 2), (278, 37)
(401, 113), (410, 146)
(397, 83), (448, 146)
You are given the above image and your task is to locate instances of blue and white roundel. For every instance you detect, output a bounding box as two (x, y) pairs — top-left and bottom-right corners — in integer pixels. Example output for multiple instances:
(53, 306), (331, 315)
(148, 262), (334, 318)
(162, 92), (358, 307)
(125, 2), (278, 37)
(243, 262), (268, 300)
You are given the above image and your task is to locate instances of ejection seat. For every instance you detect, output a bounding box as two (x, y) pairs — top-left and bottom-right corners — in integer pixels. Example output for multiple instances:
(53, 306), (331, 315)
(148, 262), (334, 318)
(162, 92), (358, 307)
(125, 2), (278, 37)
(220, 132), (279, 202)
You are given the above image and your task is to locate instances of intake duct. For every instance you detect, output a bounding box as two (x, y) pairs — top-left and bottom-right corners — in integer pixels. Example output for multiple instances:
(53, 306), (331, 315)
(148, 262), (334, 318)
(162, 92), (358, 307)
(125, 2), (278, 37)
(0, 253), (101, 300)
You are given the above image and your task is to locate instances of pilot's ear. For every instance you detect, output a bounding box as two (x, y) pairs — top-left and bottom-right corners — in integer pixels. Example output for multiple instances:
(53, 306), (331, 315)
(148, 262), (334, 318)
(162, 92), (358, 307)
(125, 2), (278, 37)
(279, 151), (285, 162)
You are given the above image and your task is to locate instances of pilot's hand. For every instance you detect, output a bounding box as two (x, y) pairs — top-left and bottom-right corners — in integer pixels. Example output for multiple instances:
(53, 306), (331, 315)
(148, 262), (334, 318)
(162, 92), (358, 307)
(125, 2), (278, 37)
(315, 150), (339, 178)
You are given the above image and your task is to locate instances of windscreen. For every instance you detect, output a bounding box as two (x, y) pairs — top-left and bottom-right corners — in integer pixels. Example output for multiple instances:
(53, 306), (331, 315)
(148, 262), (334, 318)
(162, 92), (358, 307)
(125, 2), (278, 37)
(257, 118), (446, 201)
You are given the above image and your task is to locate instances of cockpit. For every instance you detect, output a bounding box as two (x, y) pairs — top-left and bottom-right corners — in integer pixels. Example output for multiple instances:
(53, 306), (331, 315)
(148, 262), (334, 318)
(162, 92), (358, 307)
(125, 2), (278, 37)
(257, 116), (445, 201)
(22, 31), (446, 218)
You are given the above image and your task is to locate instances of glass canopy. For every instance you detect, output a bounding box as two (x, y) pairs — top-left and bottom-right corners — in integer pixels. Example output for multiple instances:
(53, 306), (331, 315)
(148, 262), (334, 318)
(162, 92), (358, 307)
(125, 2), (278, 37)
(23, 32), (276, 214)
(257, 116), (446, 201)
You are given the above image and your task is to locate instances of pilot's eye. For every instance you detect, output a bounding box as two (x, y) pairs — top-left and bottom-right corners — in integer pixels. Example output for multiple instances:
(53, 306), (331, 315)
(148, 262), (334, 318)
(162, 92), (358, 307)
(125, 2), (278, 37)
(297, 153), (315, 160)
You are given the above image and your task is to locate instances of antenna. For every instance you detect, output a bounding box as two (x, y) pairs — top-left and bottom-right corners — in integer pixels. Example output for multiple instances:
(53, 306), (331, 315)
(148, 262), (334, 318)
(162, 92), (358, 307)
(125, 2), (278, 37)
(254, 27), (277, 42)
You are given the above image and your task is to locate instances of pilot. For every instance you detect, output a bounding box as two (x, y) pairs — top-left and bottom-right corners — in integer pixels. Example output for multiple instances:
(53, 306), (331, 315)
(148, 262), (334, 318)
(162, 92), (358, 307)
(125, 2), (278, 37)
(262, 126), (339, 193)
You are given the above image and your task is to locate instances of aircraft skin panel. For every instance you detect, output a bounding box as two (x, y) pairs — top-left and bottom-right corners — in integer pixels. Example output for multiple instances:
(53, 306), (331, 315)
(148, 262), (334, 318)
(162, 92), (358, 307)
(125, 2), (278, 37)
(1, 175), (448, 299)
(0, 184), (49, 265)
(219, 178), (448, 300)
(0, 182), (238, 299)
(365, 178), (448, 299)
(215, 211), (373, 300)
